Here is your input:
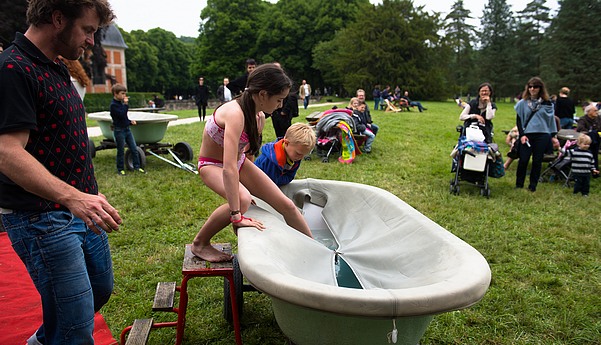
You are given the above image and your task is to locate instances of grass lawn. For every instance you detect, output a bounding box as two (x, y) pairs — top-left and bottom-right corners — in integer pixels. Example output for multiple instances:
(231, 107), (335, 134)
(89, 100), (600, 345)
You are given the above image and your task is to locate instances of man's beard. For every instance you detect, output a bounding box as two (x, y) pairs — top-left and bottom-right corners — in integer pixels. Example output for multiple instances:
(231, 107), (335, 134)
(57, 22), (84, 60)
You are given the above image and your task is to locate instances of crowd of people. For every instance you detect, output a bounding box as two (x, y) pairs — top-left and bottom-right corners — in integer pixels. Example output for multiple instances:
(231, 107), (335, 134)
(373, 85), (427, 112)
(457, 77), (599, 196)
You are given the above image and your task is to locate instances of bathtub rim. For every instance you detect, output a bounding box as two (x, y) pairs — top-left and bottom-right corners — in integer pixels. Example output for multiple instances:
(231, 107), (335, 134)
(88, 111), (179, 124)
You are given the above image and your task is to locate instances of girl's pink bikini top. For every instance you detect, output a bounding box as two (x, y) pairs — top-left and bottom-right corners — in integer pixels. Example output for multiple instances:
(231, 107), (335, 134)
(205, 113), (249, 152)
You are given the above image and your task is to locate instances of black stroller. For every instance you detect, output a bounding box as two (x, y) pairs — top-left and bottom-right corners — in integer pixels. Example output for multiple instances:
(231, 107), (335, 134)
(450, 121), (498, 197)
(539, 139), (577, 186)
(306, 110), (356, 163)
(313, 128), (341, 162)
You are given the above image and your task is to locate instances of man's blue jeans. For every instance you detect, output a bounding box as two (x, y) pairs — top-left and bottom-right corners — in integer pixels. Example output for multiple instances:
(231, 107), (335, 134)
(303, 96), (310, 109)
(2, 210), (114, 345)
(114, 126), (140, 171)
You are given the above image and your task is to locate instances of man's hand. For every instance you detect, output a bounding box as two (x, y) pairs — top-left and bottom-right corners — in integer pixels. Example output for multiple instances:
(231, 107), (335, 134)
(63, 192), (122, 235)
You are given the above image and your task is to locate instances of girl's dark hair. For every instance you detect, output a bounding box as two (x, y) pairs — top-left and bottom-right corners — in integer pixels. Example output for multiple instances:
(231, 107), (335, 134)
(237, 64), (292, 155)
(27, 0), (115, 27)
(522, 76), (549, 101)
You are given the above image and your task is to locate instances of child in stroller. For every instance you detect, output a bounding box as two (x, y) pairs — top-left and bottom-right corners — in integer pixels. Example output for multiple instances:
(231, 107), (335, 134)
(539, 137), (578, 186)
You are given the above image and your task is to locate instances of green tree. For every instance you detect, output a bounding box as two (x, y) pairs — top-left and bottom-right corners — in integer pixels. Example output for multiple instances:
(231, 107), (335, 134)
(120, 28), (193, 98)
(542, 0), (601, 100)
(513, 0), (552, 88)
(443, 0), (477, 98)
(477, 0), (516, 97)
(146, 28), (194, 98)
(255, 0), (320, 82)
(120, 29), (160, 93)
(190, 0), (267, 90)
(314, 0), (446, 99)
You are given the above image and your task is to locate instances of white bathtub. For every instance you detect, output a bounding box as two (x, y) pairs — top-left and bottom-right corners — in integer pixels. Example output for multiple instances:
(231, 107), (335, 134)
(237, 178), (491, 345)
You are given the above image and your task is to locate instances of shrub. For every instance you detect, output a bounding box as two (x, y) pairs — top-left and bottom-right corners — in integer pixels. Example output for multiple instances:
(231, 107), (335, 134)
(84, 92), (163, 112)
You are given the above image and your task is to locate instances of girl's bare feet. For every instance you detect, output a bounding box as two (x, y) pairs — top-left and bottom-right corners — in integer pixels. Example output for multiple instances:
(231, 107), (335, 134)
(191, 243), (233, 262)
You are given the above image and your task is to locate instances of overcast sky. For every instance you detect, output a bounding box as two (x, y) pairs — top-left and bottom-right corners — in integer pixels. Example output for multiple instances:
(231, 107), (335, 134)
(109, 0), (559, 38)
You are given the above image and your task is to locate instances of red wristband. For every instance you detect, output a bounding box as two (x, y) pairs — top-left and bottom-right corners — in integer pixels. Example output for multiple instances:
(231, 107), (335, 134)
(230, 215), (248, 224)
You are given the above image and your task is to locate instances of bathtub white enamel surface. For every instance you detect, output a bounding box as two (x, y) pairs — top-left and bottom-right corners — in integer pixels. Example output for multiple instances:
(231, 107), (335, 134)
(237, 178), (491, 345)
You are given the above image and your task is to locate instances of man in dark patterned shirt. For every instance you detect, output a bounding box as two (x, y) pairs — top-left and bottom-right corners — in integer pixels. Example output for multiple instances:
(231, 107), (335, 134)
(0, 1), (121, 344)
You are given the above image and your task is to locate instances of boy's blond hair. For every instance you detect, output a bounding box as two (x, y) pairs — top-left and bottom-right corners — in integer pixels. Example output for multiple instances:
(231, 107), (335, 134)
(284, 123), (316, 148)
(111, 83), (127, 95)
(577, 133), (592, 146)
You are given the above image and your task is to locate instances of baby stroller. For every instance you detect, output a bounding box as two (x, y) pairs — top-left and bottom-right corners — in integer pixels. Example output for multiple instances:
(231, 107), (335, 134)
(308, 109), (357, 163)
(539, 139), (577, 186)
(450, 121), (500, 197)
(313, 127), (341, 163)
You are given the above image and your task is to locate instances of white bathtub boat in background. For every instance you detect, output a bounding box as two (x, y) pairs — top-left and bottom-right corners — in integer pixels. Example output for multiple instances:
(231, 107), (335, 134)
(237, 178), (491, 345)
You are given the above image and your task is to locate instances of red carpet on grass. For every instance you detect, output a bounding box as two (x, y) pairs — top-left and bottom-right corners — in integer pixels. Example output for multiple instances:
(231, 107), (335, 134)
(0, 232), (117, 344)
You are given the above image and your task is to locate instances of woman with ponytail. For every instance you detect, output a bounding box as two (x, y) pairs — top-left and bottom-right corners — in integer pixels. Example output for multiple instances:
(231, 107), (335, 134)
(192, 63), (313, 262)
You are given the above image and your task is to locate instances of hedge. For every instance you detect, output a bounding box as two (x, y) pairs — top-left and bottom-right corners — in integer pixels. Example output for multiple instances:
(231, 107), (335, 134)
(84, 92), (163, 113)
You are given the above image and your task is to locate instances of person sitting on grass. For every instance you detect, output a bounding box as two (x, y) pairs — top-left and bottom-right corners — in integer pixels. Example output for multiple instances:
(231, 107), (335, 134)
(255, 122), (316, 186)
(402, 90), (427, 112)
(109, 84), (145, 175)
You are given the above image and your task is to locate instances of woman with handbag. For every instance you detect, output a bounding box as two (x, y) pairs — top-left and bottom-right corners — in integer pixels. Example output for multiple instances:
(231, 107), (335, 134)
(576, 104), (601, 174)
(514, 77), (557, 192)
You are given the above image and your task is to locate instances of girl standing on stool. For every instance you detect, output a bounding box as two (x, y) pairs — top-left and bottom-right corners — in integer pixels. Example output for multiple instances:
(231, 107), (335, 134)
(192, 64), (313, 262)
(514, 77), (557, 192)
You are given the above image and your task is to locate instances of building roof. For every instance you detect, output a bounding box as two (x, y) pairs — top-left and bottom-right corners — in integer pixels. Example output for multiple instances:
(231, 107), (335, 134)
(101, 24), (128, 49)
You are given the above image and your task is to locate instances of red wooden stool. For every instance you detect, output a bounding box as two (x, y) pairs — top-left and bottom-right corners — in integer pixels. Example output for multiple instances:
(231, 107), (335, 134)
(120, 243), (242, 345)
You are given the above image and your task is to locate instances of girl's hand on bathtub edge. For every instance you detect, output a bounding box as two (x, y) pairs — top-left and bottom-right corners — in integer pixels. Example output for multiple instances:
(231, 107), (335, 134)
(233, 216), (266, 232)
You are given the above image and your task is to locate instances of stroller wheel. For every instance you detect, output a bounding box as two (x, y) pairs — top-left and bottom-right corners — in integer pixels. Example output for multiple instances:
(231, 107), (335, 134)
(480, 188), (491, 198)
(450, 183), (459, 195)
(304, 155), (312, 161)
(322, 157), (329, 163)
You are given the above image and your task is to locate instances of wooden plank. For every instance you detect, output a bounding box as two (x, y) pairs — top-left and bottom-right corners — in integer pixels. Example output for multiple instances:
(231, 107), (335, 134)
(183, 243), (233, 271)
(305, 111), (323, 122)
(125, 318), (153, 345)
(353, 134), (367, 147)
(152, 282), (176, 311)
